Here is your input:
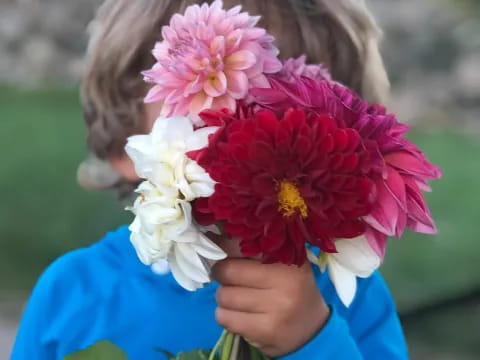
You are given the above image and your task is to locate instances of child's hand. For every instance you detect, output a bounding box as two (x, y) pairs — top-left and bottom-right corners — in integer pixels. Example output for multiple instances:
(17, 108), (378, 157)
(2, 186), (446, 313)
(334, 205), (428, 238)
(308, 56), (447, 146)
(212, 259), (330, 357)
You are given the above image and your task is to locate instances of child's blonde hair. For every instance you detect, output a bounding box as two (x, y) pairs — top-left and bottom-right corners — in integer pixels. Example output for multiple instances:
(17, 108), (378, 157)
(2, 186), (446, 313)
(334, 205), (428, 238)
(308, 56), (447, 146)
(79, 0), (389, 189)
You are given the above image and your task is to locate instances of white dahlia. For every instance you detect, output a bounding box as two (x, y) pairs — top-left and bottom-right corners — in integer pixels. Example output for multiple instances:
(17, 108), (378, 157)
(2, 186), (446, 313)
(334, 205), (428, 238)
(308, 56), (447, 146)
(308, 236), (381, 307)
(126, 116), (226, 291)
(129, 181), (226, 291)
(125, 116), (218, 201)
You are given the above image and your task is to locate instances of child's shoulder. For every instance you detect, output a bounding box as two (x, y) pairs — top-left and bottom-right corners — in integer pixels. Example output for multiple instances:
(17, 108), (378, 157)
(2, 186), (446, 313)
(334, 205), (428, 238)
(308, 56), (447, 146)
(32, 225), (147, 300)
(46, 225), (128, 269)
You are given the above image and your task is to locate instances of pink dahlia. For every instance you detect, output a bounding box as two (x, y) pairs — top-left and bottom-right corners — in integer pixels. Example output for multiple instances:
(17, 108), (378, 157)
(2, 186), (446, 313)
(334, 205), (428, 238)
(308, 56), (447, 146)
(143, 0), (282, 118)
(278, 56), (331, 83)
(250, 76), (442, 258)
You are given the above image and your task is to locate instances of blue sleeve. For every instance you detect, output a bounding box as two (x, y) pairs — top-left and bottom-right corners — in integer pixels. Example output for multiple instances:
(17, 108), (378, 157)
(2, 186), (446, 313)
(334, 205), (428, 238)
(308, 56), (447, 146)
(278, 272), (409, 360)
(11, 249), (98, 360)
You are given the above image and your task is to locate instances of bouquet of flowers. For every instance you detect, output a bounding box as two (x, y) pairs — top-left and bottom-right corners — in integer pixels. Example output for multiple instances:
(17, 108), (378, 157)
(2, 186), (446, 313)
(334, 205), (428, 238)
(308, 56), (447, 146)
(124, 1), (441, 359)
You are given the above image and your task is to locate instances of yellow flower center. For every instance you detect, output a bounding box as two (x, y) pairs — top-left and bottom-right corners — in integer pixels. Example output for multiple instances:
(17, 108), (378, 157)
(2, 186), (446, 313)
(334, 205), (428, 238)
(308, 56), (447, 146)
(278, 180), (308, 218)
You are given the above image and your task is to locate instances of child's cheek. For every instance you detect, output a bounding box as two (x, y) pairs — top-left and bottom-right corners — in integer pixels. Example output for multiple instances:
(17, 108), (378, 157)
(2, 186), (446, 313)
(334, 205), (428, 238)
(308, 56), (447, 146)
(144, 100), (164, 131)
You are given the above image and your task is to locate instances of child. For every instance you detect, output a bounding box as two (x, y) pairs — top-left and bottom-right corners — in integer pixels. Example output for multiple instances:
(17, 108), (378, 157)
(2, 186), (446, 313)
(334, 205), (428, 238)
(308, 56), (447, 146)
(12, 1), (407, 359)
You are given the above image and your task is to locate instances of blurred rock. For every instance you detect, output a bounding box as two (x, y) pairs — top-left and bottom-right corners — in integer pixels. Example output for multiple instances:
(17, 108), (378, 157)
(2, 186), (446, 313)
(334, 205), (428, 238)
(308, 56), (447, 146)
(369, 0), (464, 77)
(0, 0), (100, 87)
(0, 6), (29, 45)
(455, 51), (480, 101)
(21, 36), (57, 79)
(369, 0), (480, 129)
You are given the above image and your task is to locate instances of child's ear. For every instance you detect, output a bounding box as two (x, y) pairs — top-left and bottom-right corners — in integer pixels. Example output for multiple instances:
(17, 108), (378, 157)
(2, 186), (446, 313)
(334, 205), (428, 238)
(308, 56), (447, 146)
(77, 154), (123, 190)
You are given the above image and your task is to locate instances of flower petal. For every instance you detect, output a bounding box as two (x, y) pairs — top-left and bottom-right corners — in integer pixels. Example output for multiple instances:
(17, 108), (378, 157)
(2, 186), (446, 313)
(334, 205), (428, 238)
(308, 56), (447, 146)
(225, 70), (249, 98)
(364, 227), (387, 258)
(225, 50), (256, 70)
(193, 233), (227, 260)
(189, 182), (215, 199)
(144, 85), (167, 103)
(125, 135), (154, 178)
(385, 167), (407, 211)
(160, 116), (195, 144)
(249, 74), (271, 88)
(210, 36), (226, 57)
(149, 163), (176, 189)
(386, 151), (439, 179)
(204, 71), (228, 97)
(262, 55), (283, 74)
(151, 259), (170, 274)
(327, 257), (357, 307)
(332, 236), (381, 277)
(169, 254), (203, 291)
(189, 91), (213, 115)
(174, 242), (211, 283)
(363, 181), (399, 236)
(211, 94), (236, 111)
(185, 126), (220, 151)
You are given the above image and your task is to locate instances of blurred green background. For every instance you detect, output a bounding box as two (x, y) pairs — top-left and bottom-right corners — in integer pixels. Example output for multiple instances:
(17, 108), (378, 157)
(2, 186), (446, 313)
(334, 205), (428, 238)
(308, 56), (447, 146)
(1, 0), (479, 359)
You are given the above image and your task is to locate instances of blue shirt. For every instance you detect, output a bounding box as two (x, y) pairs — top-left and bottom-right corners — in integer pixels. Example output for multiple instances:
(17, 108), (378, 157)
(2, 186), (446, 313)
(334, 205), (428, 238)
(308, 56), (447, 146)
(12, 226), (408, 359)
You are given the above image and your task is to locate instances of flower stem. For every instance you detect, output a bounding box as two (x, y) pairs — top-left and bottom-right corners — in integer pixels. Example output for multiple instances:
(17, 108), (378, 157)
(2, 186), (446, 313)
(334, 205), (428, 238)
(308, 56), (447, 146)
(209, 330), (227, 360)
(228, 334), (240, 360)
(221, 332), (235, 360)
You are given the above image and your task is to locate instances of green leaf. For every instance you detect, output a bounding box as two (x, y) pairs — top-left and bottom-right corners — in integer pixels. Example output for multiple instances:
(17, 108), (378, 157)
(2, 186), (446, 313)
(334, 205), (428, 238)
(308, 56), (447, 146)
(155, 349), (176, 360)
(176, 350), (217, 360)
(63, 340), (128, 360)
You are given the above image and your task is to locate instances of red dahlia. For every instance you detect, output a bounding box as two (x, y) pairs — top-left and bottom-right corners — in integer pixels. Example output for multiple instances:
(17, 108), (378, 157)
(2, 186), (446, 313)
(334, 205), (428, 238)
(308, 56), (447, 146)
(190, 108), (375, 266)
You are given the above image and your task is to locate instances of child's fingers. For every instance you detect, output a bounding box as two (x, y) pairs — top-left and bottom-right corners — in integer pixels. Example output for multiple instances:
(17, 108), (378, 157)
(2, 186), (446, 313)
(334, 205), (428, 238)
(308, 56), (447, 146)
(215, 286), (266, 313)
(215, 308), (273, 346)
(211, 258), (272, 288)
